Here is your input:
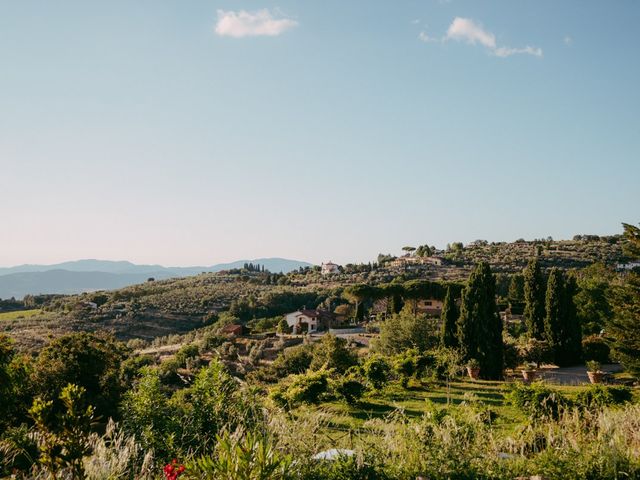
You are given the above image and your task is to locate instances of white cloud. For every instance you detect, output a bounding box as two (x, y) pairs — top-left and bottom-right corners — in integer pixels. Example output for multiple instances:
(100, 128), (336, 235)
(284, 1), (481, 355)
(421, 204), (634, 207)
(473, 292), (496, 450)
(421, 16), (542, 58)
(215, 9), (298, 38)
(493, 45), (543, 58)
(418, 31), (438, 43)
(446, 17), (496, 49)
(564, 35), (573, 46)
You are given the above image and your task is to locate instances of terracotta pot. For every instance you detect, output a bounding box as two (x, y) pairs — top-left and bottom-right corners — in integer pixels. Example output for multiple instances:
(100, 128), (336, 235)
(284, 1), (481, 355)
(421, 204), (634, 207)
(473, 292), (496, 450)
(522, 370), (537, 383)
(466, 366), (480, 380)
(587, 371), (604, 384)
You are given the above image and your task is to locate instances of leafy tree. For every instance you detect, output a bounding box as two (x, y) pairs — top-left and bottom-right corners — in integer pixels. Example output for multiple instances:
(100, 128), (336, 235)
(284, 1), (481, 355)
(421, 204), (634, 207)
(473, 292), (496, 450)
(270, 369), (331, 408)
(374, 312), (435, 355)
(342, 284), (374, 321)
(523, 258), (546, 339)
(381, 283), (404, 315)
(174, 358), (249, 454)
(0, 336), (33, 433)
(433, 347), (463, 404)
(310, 334), (358, 374)
(275, 344), (313, 373)
(362, 355), (391, 390)
(393, 349), (421, 388)
(277, 317), (291, 334)
(457, 263), (503, 379)
(32, 332), (127, 422)
(622, 222), (640, 258)
(518, 338), (553, 368)
(30, 384), (94, 479)
(121, 369), (177, 459)
(607, 223), (640, 375)
(334, 373), (366, 404)
(440, 287), (458, 348)
(574, 263), (615, 335)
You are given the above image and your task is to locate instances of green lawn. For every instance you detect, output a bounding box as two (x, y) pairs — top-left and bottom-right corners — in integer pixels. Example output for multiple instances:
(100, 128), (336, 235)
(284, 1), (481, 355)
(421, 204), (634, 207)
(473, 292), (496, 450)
(0, 309), (42, 320)
(314, 378), (597, 436)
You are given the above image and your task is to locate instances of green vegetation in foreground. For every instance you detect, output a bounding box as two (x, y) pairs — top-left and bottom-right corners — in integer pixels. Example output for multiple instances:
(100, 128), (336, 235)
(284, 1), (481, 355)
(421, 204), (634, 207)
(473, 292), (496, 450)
(314, 379), (616, 435)
(0, 309), (41, 320)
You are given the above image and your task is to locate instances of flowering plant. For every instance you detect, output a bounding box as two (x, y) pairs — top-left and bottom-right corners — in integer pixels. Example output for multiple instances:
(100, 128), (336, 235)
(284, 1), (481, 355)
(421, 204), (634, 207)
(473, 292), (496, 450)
(164, 459), (185, 480)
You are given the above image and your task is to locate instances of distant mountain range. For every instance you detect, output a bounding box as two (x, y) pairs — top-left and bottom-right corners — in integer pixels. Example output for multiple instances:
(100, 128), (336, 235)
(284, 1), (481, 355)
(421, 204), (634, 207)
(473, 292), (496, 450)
(0, 258), (313, 299)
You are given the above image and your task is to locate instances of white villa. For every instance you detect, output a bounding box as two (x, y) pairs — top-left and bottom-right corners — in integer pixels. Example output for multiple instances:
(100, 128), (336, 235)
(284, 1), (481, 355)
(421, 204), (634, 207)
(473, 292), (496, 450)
(284, 309), (333, 334)
(321, 261), (340, 275)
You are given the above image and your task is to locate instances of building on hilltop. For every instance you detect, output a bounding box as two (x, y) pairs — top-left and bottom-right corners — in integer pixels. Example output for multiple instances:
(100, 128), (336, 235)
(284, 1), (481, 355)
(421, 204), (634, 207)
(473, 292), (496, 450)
(321, 261), (340, 275)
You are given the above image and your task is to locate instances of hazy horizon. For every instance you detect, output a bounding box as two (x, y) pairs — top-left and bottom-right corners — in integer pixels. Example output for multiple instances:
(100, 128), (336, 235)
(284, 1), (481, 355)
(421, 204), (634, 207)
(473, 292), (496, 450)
(1, 1), (638, 267)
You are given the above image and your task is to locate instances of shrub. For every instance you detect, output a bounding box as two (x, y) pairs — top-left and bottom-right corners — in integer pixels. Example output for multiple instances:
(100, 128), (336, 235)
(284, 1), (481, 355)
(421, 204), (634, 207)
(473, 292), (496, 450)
(582, 335), (610, 363)
(187, 431), (291, 480)
(334, 374), (366, 405)
(272, 345), (313, 376)
(576, 385), (633, 408)
(270, 369), (331, 408)
(392, 349), (421, 387)
(363, 355), (391, 391)
(506, 382), (571, 419)
(174, 343), (200, 367)
(518, 338), (553, 368)
(310, 334), (358, 374)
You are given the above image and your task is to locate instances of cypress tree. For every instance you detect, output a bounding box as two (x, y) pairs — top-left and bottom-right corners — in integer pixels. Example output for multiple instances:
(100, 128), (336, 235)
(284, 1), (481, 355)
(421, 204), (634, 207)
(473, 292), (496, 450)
(440, 287), (458, 348)
(523, 258), (546, 339)
(544, 269), (583, 366)
(559, 275), (582, 366)
(457, 262), (503, 379)
(544, 268), (564, 361)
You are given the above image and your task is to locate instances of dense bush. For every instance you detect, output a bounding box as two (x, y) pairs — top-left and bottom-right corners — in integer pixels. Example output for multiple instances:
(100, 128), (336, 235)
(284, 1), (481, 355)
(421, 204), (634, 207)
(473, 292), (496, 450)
(310, 334), (358, 373)
(363, 355), (392, 391)
(576, 385), (633, 408)
(270, 369), (331, 408)
(506, 382), (571, 419)
(31, 332), (128, 421)
(582, 335), (611, 363)
(333, 373), (367, 405)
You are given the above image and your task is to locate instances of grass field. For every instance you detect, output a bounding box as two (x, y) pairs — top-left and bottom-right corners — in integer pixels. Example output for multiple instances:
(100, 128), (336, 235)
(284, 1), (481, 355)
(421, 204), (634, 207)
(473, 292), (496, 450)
(313, 378), (605, 437)
(0, 309), (42, 321)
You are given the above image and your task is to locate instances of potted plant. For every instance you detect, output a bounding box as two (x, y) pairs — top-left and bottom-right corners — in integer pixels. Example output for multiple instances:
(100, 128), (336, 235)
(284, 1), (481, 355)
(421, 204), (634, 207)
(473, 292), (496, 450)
(466, 358), (481, 380)
(586, 360), (604, 384)
(521, 362), (538, 383)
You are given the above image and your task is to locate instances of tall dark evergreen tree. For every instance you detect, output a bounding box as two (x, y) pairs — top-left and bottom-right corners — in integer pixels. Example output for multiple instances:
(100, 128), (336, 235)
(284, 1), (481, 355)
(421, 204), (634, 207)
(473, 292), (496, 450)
(523, 258), (546, 339)
(544, 268), (582, 366)
(440, 287), (458, 348)
(508, 273), (525, 304)
(544, 268), (564, 361)
(607, 223), (640, 375)
(457, 262), (503, 379)
(560, 275), (582, 366)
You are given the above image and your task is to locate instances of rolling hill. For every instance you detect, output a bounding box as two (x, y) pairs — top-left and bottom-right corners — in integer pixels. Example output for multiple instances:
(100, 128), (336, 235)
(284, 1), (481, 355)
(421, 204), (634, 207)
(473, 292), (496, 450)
(0, 258), (313, 299)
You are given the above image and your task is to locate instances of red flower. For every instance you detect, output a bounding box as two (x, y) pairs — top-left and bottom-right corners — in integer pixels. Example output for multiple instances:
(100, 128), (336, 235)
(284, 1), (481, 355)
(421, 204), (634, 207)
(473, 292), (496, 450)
(163, 460), (185, 480)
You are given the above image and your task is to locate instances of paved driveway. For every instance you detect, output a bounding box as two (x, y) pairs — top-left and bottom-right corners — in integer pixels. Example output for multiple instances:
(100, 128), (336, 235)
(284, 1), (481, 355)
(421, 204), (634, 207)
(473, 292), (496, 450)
(539, 364), (622, 385)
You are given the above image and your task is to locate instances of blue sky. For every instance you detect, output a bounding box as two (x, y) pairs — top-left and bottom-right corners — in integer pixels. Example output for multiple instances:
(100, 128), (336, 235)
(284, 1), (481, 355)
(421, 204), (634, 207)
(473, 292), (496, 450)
(1, 1), (638, 266)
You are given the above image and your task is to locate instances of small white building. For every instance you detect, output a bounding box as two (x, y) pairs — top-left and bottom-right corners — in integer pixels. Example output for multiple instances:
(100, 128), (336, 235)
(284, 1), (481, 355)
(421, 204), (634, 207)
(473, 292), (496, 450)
(321, 261), (340, 275)
(284, 309), (333, 334)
